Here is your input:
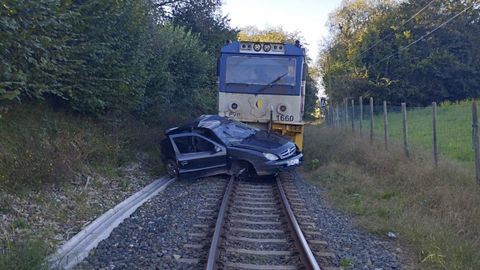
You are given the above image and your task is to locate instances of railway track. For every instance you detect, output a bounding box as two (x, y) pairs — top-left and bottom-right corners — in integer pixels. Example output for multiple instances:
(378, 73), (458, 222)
(198, 172), (338, 270)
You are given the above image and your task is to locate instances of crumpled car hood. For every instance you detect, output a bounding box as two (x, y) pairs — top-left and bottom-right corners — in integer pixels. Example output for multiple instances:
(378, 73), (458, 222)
(233, 130), (294, 154)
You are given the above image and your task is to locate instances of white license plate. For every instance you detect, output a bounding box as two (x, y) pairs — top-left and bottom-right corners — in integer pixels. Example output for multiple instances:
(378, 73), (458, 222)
(286, 158), (299, 166)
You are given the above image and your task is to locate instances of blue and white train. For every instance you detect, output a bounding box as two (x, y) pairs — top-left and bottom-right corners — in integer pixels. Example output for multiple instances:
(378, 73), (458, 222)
(217, 41), (307, 149)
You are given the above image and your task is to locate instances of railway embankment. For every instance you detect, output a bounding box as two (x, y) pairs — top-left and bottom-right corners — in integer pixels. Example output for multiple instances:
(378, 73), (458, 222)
(303, 125), (480, 269)
(0, 104), (164, 269)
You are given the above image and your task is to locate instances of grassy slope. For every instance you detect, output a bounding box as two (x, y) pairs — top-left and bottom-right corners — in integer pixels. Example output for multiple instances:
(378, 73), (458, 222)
(0, 103), (164, 269)
(363, 101), (473, 165)
(303, 126), (480, 269)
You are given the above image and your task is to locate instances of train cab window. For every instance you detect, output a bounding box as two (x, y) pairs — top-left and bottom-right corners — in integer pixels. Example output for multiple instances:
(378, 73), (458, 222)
(173, 136), (215, 154)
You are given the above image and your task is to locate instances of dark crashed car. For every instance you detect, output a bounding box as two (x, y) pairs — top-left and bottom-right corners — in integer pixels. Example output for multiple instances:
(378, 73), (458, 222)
(161, 115), (302, 179)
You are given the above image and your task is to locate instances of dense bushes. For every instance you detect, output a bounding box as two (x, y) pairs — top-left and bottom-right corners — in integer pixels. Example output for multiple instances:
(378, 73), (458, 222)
(0, 0), (235, 118)
(140, 25), (216, 124)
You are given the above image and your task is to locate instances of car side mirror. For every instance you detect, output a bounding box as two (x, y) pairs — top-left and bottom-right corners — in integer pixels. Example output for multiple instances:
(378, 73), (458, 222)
(214, 145), (222, 153)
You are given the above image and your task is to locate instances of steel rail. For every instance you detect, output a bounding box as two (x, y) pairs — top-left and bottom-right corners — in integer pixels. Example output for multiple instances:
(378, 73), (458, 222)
(205, 175), (235, 270)
(276, 176), (321, 270)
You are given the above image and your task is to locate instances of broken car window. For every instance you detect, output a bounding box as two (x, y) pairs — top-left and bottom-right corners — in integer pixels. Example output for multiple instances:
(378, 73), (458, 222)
(212, 121), (258, 144)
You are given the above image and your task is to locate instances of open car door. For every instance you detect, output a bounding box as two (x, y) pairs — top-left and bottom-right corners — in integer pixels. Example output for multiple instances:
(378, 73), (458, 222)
(169, 133), (228, 179)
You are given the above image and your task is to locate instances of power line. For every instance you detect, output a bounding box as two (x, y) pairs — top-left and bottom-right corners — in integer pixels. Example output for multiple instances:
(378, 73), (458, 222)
(356, 0), (437, 59)
(371, 2), (476, 67)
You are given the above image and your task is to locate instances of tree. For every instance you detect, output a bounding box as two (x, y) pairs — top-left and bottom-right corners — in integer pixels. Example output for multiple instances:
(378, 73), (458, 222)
(168, 0), (237, 55)
(139, 25), (214, 123)
(61, 0), (152, 114)
(319, 0), (480, 105)
(238, 26), (304, 44)
(0, 0), (236, 120)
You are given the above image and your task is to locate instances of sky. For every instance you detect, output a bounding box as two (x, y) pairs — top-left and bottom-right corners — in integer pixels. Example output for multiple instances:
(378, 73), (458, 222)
(222, 0), (343, 62)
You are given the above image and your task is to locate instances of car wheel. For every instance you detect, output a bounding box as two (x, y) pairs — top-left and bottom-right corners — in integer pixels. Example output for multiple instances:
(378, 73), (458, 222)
(166, 159), (179, 178)
(232, 161), (256, 181)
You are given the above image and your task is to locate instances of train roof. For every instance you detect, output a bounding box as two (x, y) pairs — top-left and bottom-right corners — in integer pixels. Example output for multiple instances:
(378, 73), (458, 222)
(221, 41), (305, 56)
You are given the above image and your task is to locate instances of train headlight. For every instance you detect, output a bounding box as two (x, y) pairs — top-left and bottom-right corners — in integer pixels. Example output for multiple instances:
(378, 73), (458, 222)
(263, 153), (279, 161)
(277, 103), (288, 114)
(253, 43), (262, 52)
(263, 43), (272, 52)
(229, 102), (239, 112)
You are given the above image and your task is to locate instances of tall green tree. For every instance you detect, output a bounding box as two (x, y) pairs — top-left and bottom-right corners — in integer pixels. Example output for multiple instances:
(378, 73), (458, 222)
(61, 0), (152, 114)
(0, 1), (74, 102)
(320, 0), (480, 105)
(139, 25), (214, 123)
(0, 0), (235, 119)
(169, 0), (237, 55)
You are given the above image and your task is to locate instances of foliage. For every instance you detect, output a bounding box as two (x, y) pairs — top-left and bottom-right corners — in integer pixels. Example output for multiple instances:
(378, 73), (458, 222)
(320, 0), (480, 105)
(61, 0), (152, 114)
(305, 68), (320, 119)
(0, 1), (72, 102)
(140, 24), (215, 124)
(238, 25), (304, 44)
(0, 0), (235, 116)
(169, 0), (238, 56)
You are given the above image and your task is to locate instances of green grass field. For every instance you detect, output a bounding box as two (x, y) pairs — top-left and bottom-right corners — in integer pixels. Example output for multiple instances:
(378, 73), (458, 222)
(358, 100), (474, 165)
(303, 127), (480, 269)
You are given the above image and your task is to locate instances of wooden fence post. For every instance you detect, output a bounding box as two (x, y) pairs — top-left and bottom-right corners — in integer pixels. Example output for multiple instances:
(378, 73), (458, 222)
(341, 100), (344, 127)
(383, 100), (388, 151)
(402, 103), (409, 158)
(330, 106), (333, 127)
(330, 106), (334, 126)
(359, 96), (363, 136)
(432, 102), (438, 166)
(351, 99), (355, 132)
(370, 97), (374, 143)
(472, 100), (480, 184)
(336, 103), (340, 127)
(327, 106), (331, 126)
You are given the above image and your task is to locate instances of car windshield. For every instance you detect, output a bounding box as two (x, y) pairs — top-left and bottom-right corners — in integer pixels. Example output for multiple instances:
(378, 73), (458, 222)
(225, 56), (296, 86)
(212, 121), (258, 144)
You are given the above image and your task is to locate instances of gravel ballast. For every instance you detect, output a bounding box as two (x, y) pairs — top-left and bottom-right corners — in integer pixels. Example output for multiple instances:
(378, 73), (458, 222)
(293, 172), (404, 269)
(76, 171), (406, 269)
(77, 176), (227, 269)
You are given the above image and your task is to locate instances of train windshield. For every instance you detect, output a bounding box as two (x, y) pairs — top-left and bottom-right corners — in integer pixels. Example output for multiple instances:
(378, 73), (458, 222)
(225, 56), (296, 86)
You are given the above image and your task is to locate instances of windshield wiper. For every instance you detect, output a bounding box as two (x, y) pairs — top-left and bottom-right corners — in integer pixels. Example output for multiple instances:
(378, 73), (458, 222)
(227, 82), (252, 87)
(257, 72), (288, 93)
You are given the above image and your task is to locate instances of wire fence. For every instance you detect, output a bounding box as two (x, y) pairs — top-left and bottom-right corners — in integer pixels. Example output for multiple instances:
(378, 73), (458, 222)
(325, 98), (480, 184)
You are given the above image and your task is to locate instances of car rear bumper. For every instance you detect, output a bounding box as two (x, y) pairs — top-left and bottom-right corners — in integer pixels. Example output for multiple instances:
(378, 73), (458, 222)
(255, 153), (303, 176)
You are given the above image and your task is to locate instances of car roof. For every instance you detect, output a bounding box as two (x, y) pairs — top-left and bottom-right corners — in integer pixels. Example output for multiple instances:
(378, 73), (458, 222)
(165, 115), (231, 135)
